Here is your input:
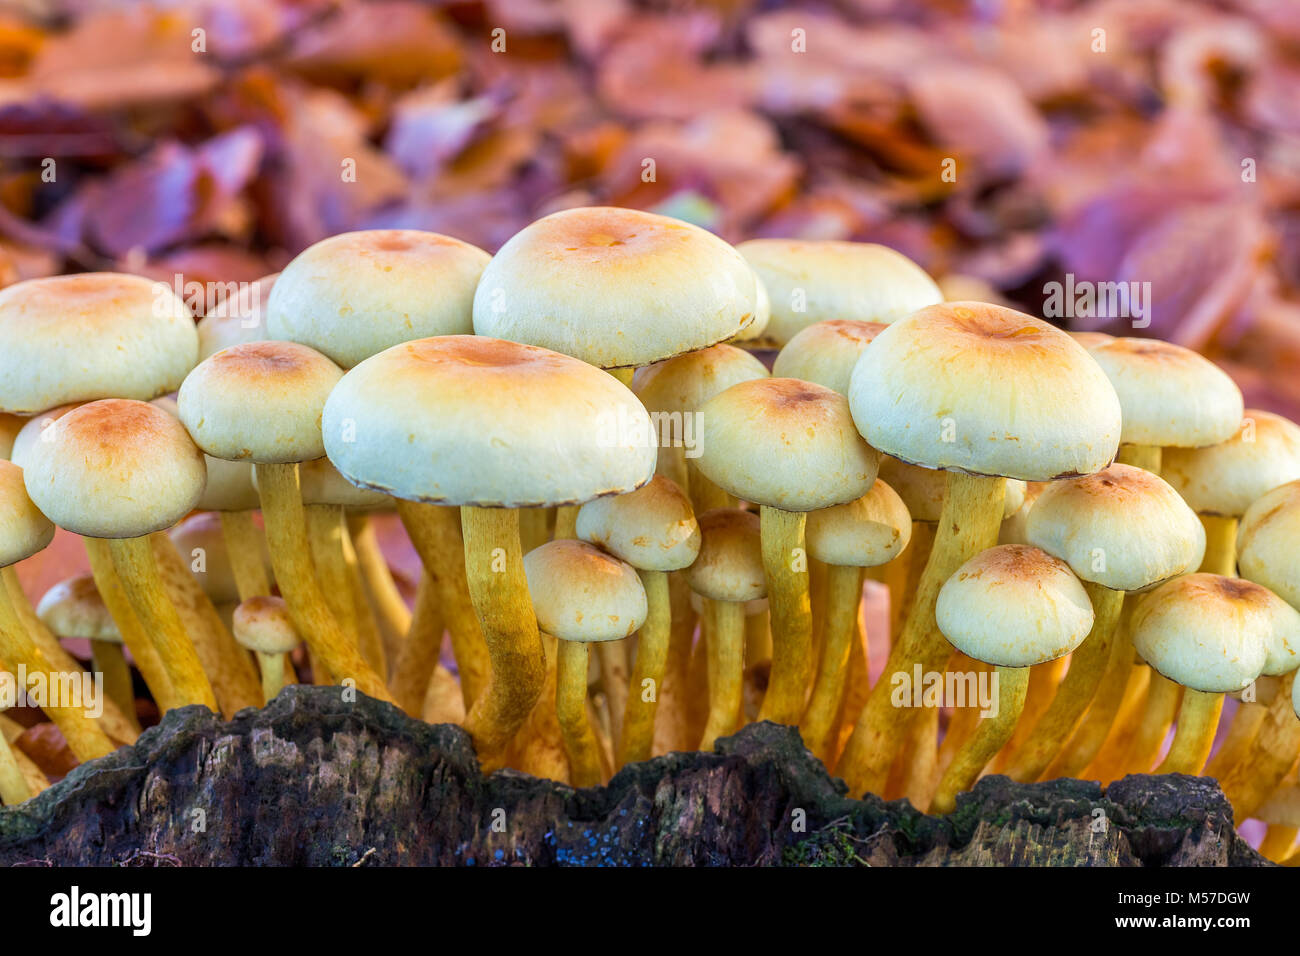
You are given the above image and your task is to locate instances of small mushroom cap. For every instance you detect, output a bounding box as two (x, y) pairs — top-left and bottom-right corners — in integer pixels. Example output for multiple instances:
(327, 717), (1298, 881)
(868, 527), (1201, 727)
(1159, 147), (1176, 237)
(22, 399), (206, 538)
(0, 459), (54, 567)
(323, 336), (656, 508)
(1087, 338), (1243, 449)
(1026, 463), (1204, 591)
(232, 595), (300, 655)
(253, 456), (388, 510)
(0, 273), (198, 414)
(1130, 574), (1277, 692)
(9, 404), (79, 469)
(850, 302), (1122, 480)
(575, 475), (700, 572)
(805, 480), (912, 568)
(935, 544), (1095, 667)
(523, 539), (647, 643)
(151, 395), (260, 512)
(1162, 410), (1300, 517)
(196, 273), (276, 362)
(772, 320), (888, 397)
(0, 413), (24, 460)
(686, 508), (766, 603)
(737, 239), (942, 346)
(36, 574), (120, 642)
(473, 207), (757, 368)
(633, 343), (769, 416)
(169, 512), (272, 605)
(268, 231), (490, 369)
(1237, 479), (1300, 608)
(997, 481), (1046, 546)
(696, 378), (881, 512)
(178, 341), (342, 464)
(879, 456), (1027, 523)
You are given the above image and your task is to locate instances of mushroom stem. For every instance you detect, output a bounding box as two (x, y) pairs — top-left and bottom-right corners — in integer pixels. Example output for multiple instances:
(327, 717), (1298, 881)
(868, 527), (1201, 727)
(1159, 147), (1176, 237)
(655, 571), (697, 753)
(90, 639), (139, 733)
(837, 472), (1006, 796)
(106, 535), (218, 711)
(254, 462), (392, 703)
(996, 656), (1068, 771)
(1047, 606), (1135, 777)
(341, 526), (387, 677)
(389, 573), (443, 716)
(256, 650), (289, 701)
(888, 521), (934, 643)
(1259, 825), (1298, 862)
(619, 568), (669, 766)
(895, 705), (939, 807)
(555, 636), (603, 787)
(1221, 674), (1300, 818)
(801, 564), (863, 764)
(0, 730), (30, 805)
(394, 500), (489, 710)
(1206, 699), (1269, 778)
(459, 505), (546, 767)
(346, 513), (412, 644)
(1198, 515), (1238, 575)
(1082, 663), (1151, 782)
(1116, 443), (1162, 473)
(930, 665), (1030, 814)
(700, 599), (745, 749)
(1121, 673), (1184, 772)
(686, 463), (732, 515)
(596, 640), (629, 753)
(553, 506), (579, 540)
(219, 510), (270, 600)
(757, 505), (811, 724)
(1004, 581), (1124, 782)
(304, 504), (365, 667)
(1156, 688), (1224, 775)
(84, 537), (177, 710)
(0, 577), (117, 761)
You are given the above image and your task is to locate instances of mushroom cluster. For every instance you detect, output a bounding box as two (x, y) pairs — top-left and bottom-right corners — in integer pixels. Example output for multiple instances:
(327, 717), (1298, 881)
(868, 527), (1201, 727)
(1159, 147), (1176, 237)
(0, 207), (1298, 863)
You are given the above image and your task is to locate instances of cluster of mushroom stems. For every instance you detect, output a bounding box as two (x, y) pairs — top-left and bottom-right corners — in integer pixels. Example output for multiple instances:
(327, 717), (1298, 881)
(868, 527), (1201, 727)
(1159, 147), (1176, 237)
(0, 208), (1298, 862)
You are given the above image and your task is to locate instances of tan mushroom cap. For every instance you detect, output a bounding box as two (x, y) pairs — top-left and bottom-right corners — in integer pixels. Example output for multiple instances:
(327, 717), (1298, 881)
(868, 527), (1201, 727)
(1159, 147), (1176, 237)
(523, 539), (647, 643)
(22, 399), (206, 539)
(254, 456), (388, 510)
(1026, 463), (1204, 592)
(151, 395), (260, 512)
(936, 544), (1094, 667)
(0, 273), (198, 414)
(170, 512), (272, 605)
(1237, 479), (1300, 608)
(178, 341), (343, 464)
(633, 343), (769, 416)
(268, 231), (490, 369)
(1131, 574), (1280, 692)
(196, 273), (276, 361)
(232, 596), (300, 655)
(687, 508), (766, 603)
(805, 480), (912, 568)
(849, 302), (1122, 481)
(1162, 410), (1300, 517)
(772, 320), (888, 397)
(36, 574), (120, 642)
(0, 459), (54, 567)
(1086, 337), (1243, 449)
(0, 413), (24, 460)
(323, 336), (657, 508)
(879, 457), (1027, 523)
(737, 239), (942, 346)
(473, 206), (758, 369)
(575, 475), (700, 572)
(696, 378), (881, 512)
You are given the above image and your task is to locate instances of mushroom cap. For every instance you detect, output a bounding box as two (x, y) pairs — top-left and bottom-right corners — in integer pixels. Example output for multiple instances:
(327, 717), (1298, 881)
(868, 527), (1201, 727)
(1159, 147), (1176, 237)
(473, 206), (757, 368)
(1131, 574), (1280, 692)
(0, 413), (24, 460)
(849, 302), (1122, 481)
(232, 595), (300, 655)
(772, 320), (888, 397)
(169, 511), (271, 605)
(805, 480), (912, 568)
(686, 508), (766, 603)
(737, 239), (942, 346)
(633, 343), (768, 416)
(523, 539), (647, 643)
(36, 574), (120, 642)
(935, 544), (1094, 667)
(1237, 479), (1300, 609)
(1161, 410), (1300, 517)
(178, 341), (343, 464)
(998, 481), (1046, 546)
(1026, 463), (1204, 591)
(268, 231), (490, 369)
(729, 271), (771, 343)
(323, 336), (657, 508)
(575, 475), (700, 572)
(254, 456), (388, 510)
(1069, 331), (1115, 349)
(879, 456), (1027, 523)
(0, 273), (198, 414)
(1086, 338), (1243, 449)
(22, 399), (206, 538)
(696, 378), (881, 512)
(196, 273), (276, 361)
(0, 459), (54, 567)
(151, 395), (260, 512)
(9, 404), (79, 470)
